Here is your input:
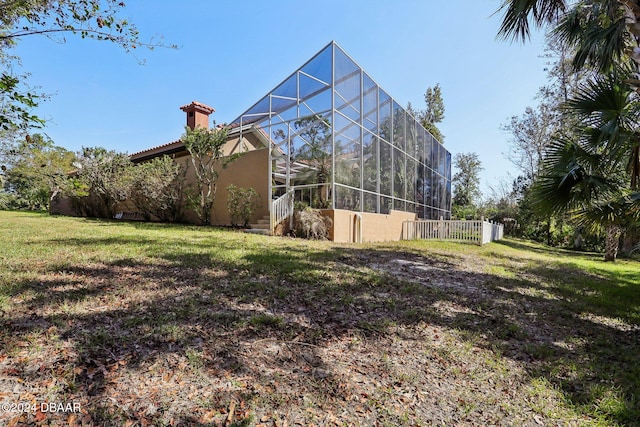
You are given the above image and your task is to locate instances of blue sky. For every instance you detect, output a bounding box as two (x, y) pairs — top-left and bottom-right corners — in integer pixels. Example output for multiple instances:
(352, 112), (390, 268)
(14, 0), (548, 196)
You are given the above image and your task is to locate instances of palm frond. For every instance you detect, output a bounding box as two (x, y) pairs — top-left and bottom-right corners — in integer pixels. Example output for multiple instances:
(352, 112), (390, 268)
(553, 1), (630, 72)
(573, 193), (639, 233)
(532, 137), (625, 215)
(565, 72), (632, 125)
(497, 0), (567, 41)
(563, 70), (639, 165)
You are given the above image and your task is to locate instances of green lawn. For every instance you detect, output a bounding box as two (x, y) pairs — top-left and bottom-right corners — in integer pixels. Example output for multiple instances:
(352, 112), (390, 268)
(1, 211), (639, 426)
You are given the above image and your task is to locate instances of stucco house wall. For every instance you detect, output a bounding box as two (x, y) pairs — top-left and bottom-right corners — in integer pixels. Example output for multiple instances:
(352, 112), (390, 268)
(209, 148), (269, 225)
(321, 209), (417, 243)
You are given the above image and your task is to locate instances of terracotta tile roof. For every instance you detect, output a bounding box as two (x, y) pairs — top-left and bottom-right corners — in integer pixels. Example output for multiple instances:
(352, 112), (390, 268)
(129, 140), (185, 161)
(129, 122), (271, 162)
(179, 101), (215, 114)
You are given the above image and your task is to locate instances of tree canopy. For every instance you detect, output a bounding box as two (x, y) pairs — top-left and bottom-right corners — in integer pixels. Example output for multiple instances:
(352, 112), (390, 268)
(416, 84), (446, 143)
(0, 133), (74, 209)
(452, 152), (483, 219)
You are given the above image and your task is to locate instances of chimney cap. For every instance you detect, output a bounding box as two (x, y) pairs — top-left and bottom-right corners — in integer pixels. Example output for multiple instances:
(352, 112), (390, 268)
(180, 101), (215, 114)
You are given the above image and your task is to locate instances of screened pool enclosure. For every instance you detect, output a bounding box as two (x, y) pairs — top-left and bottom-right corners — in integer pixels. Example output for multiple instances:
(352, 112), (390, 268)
(230, 41), (452, 220)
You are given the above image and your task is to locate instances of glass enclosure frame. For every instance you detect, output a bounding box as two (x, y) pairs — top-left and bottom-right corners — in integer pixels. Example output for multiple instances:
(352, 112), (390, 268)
(230, 41), (451, 220)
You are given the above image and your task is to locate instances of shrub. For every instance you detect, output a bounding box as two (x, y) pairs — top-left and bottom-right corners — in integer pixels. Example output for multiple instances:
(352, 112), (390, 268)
(66, 147), (132, 218)
(129, 156), (188, 222)
(226, 185), (261, 227)
(293, 208), (332, 240)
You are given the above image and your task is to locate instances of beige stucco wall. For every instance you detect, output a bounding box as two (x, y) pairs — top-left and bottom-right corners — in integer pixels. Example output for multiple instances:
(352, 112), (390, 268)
(147, 146), (269, 225)
(211, 148), (269, 225)
(321, 209), (417, 243)
(222, 135), (251, 156)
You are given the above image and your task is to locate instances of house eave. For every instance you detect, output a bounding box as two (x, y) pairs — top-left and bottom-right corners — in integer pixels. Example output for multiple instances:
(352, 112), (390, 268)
(129, 140), (186, 163)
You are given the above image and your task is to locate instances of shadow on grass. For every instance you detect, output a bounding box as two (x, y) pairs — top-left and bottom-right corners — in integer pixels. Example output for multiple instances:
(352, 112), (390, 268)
(1, 228), (639, 425)
(494, 238), (603, 260)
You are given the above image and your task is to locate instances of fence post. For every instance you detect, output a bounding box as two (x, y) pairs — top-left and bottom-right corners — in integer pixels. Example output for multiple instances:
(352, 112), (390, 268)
(480, 216), (486, 246)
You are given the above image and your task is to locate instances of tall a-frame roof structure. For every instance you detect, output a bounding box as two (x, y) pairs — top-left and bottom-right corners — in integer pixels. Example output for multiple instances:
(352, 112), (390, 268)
(233, 41), (452, 219)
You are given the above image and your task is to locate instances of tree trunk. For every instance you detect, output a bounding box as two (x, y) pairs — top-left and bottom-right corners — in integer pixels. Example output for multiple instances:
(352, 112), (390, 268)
(604, 225), (622, 262)
(200, 192), (211, 225)
(620, 229), (639, 255)
(573, 227), (584, 250)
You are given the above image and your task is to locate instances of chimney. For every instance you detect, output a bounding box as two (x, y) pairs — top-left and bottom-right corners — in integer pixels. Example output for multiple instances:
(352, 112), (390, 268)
(180, 101), (215, 130)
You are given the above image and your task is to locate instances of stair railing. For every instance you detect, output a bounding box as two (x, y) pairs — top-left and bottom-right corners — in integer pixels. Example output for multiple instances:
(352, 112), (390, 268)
(270, 188), (295, 233)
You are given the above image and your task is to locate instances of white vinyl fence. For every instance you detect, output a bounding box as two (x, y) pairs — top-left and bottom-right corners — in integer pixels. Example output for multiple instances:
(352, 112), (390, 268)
(402, 217), (504, 245)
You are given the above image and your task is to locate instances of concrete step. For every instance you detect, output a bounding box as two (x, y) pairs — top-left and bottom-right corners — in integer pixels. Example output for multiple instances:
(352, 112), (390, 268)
(245, 215), (273, 235)
(249, 223), (270, 230)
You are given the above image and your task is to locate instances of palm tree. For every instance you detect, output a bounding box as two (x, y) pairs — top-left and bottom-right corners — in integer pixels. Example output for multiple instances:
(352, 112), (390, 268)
(499, 1), (640, 259)
(573, 196), (640, 260)
(533, 137), (631, 260)
(532, 71), (640, 260)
